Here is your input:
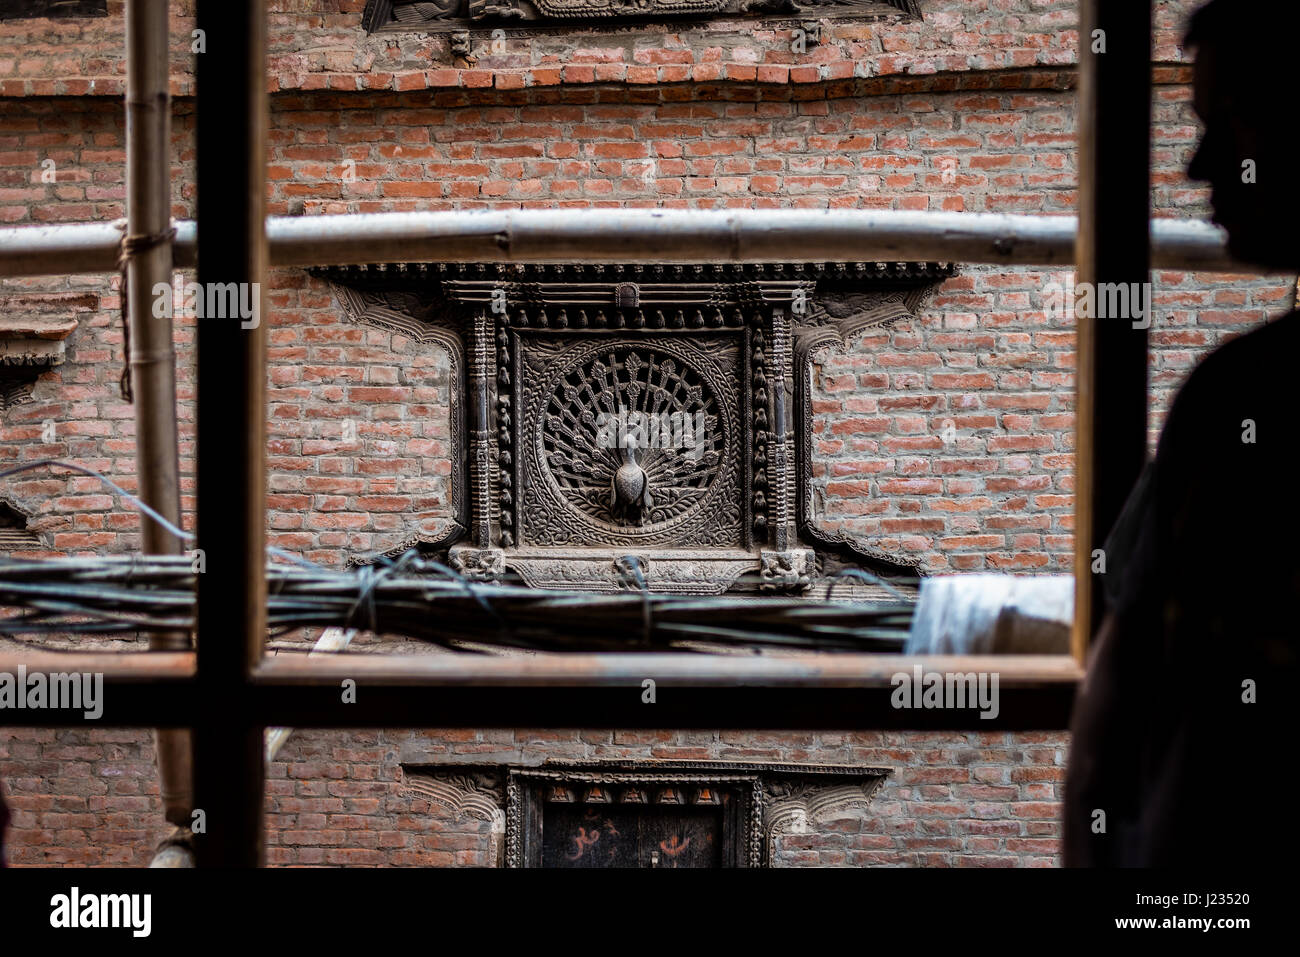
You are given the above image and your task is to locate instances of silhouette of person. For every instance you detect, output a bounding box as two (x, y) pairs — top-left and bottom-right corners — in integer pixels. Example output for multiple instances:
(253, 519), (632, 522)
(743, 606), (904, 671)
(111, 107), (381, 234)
(1064, 0), (1300, 867)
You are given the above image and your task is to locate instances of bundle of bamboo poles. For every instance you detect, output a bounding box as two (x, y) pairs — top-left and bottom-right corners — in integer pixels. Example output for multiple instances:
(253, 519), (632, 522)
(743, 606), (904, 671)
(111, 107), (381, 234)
(0, 553), (913, 654)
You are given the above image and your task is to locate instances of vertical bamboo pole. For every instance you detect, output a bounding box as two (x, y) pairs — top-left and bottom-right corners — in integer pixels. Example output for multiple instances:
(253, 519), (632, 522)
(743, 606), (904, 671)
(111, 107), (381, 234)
(192, 0), (269, 868)
(1073, 0), (1152, 660)
(125, 0), (193, 833)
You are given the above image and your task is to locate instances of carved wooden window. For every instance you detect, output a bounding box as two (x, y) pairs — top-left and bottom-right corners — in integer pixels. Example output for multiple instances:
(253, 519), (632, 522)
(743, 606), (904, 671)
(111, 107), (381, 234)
(363, 0), (921, 33)
(320, 261), (953, 596)
(536, 786), (739, 868)
(402, 760), (891, 867)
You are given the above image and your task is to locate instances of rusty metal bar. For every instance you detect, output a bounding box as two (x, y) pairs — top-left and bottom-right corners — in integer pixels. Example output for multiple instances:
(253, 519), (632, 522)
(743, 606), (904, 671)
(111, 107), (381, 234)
(0, 651), (195, 678)
(124, 0), (182, 565)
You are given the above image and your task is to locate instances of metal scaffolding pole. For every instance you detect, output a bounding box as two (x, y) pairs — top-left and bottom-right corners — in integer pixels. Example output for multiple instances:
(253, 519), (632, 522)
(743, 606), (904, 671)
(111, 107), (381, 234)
(0, 210), (1266, 279)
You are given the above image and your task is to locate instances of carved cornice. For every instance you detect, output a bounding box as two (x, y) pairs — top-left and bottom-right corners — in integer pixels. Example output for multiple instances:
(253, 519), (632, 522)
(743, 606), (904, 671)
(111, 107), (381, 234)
(324, 281), (466, 340)
(0, 314), (78, 369)
(316, 260), (952, 288)
(364, 0), (920, 33)
(0, 500), (40, 549)
(402, 769), (506, 818)
(795, 290), (926, 574)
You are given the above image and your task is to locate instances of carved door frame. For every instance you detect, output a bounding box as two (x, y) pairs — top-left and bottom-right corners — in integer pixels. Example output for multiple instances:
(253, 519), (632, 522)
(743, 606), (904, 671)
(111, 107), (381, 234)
(402, 759), (892, 867)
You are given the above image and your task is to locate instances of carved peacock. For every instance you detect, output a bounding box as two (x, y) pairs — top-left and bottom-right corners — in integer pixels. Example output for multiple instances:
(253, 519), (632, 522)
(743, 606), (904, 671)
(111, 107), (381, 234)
(541, 347), (724, 528)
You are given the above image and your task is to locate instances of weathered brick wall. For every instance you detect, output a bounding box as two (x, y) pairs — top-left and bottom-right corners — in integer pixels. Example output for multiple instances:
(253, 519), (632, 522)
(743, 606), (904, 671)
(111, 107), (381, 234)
(0, 0), (1196, 98)
(1, 727), (1067, 866)
(811, 264), (1288, 570)
(3, 84), (1289, 565)
(3, 0), (1292, 867)
(0, 728), (168, 866)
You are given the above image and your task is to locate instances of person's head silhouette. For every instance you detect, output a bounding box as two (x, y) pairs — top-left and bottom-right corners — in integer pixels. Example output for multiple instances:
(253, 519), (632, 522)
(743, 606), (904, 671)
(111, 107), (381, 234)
(1186, 1), (1300, 269)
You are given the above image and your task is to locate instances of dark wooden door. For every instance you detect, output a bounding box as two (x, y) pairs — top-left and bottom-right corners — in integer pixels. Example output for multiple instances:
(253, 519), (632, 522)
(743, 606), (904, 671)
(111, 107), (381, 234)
(540, 804), (724, 868)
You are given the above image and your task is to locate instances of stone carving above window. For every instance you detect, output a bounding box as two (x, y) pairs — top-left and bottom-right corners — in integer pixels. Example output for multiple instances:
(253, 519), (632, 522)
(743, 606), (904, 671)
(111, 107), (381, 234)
(364, 0), (919, 31)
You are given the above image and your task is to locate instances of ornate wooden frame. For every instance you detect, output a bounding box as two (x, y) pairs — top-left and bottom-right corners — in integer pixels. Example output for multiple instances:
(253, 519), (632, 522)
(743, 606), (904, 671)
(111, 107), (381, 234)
(319, 260), (953, 593)
(402, 759), (891, 867)
(362, 0), (921, 35)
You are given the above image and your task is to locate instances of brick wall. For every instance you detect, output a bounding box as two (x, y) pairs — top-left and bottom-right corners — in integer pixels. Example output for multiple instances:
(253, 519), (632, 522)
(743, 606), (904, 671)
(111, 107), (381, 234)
(0, 727), (1067, 866)
(3, 82), (1288, 566)
(0, 0), (1195, 98)
(3, 0), (1292, 867)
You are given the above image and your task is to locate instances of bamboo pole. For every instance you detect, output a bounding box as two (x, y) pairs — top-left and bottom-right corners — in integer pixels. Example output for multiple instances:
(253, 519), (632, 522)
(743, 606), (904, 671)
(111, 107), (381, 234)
(0, 211), (1269, 278)
(125, 0), (193, 842)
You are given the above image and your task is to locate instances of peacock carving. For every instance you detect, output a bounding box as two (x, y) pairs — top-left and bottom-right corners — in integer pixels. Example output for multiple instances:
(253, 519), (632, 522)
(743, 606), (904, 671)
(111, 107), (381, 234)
(540, 347), (724, 528)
